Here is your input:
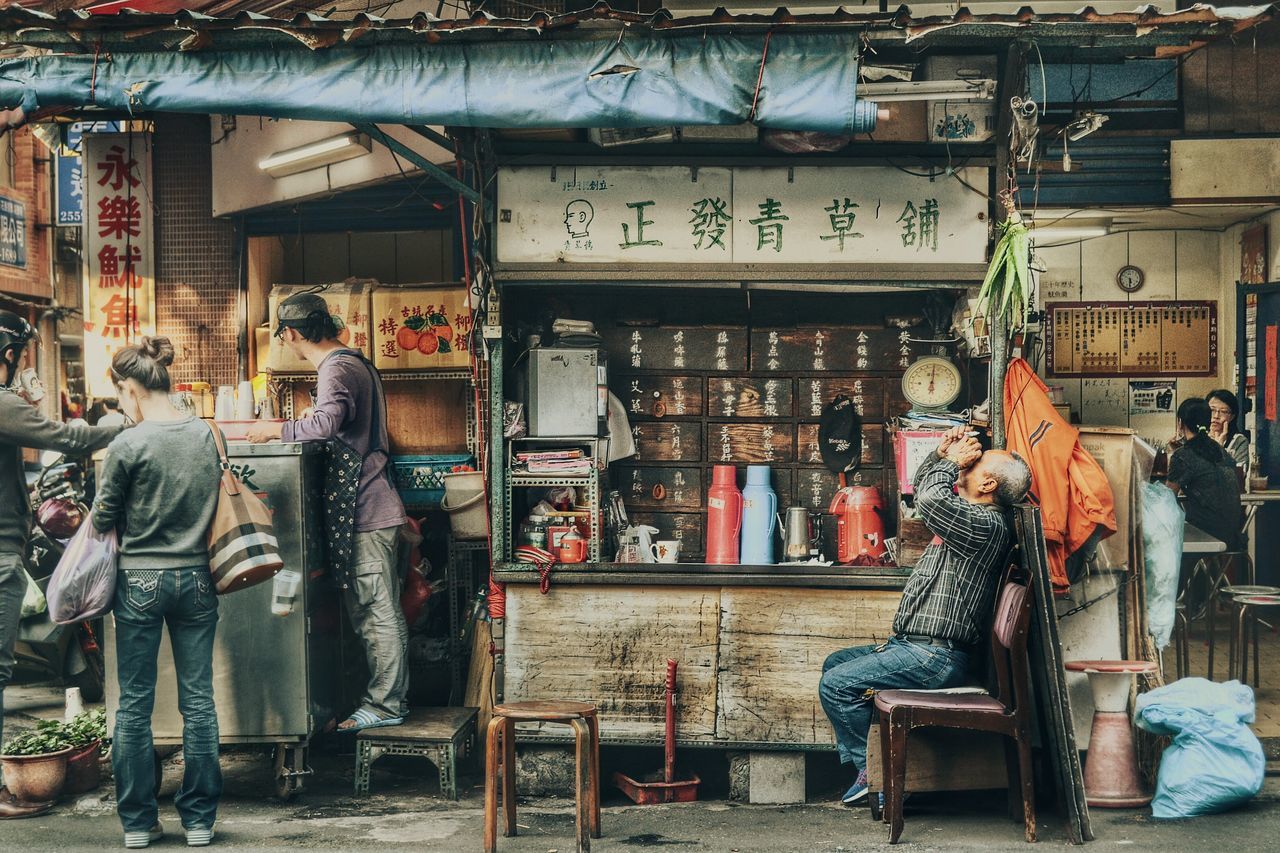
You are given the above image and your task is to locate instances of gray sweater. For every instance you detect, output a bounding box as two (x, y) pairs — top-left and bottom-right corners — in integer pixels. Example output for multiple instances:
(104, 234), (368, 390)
(0, 390), (121, 557)
(93, 417), (221, 570)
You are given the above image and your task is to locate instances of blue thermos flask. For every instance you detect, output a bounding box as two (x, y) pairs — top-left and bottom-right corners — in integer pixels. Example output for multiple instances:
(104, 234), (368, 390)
(740, 465), (778, 565)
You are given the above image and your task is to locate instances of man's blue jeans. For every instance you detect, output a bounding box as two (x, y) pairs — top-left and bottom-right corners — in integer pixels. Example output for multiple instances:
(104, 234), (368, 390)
(112, 568), (221, 833)
(818, 637), (974, 771)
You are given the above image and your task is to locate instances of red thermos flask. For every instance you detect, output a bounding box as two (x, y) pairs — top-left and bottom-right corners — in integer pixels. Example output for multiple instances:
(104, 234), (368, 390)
(829, 485), (887, 563)
(705, 465), (743, 564)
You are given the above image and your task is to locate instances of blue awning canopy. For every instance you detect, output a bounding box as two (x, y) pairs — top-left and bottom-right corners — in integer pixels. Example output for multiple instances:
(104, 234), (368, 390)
(0, 28), (877, 133)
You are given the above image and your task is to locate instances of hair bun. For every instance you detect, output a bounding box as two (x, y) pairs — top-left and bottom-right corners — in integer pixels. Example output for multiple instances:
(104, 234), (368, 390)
(141, 336), (176, 367)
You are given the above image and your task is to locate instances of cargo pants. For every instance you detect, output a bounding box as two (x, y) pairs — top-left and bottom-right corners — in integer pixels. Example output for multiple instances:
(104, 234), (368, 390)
(344, 525), (409, 720)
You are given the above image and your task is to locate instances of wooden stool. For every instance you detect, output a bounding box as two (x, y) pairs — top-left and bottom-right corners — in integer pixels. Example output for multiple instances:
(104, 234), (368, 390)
(354, 706), (477, 800)
(484, 700), (601, 853)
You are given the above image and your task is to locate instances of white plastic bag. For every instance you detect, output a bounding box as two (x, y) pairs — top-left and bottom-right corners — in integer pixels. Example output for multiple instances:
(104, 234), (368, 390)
(1141, 481), (1185, 648)
(1135, 678), (1265, 818)
(20, 573), (46, 619)
(46, 513), (118, 624)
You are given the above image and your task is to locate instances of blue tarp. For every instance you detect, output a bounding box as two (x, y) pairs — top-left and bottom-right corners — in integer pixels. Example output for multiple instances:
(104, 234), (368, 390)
(0, 33), (877, 133)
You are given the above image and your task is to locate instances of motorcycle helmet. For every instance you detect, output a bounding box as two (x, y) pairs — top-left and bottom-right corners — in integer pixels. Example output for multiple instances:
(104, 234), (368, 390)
(0, 309), (36, 384)
(37, 497), (86, 541)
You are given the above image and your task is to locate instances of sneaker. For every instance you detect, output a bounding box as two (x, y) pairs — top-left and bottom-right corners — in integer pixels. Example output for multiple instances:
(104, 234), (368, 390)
(124, 822), (163, 849)
(186, 826), (215, 847)
(841, 768), (870, 805)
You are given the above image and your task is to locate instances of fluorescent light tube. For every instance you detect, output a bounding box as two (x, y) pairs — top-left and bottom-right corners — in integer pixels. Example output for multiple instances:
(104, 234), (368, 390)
(1031, 226), (1111, 241)
(858, 79), (997, 102)
(258, 132), (372, 178)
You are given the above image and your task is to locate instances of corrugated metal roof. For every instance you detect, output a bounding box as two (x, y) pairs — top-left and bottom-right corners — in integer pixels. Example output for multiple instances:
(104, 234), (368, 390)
(0, 4), (1271, 55)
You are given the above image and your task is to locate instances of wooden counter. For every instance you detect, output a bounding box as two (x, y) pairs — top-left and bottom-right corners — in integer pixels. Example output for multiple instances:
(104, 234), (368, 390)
(494, 561), (910, 589)
(501, 579), (904, 749)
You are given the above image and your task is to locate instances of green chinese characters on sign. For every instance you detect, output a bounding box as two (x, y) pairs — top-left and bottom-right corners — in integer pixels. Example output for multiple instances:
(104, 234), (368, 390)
(819, 198), (863, 251)
(619, 200), (663, 249)
(689, 197), (730, 250)
(896, 199), (941, 252)
(750, 198), (789, 252)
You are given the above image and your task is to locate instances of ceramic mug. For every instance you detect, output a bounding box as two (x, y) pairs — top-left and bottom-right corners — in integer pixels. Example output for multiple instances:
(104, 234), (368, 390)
(650, 540), (681, 564)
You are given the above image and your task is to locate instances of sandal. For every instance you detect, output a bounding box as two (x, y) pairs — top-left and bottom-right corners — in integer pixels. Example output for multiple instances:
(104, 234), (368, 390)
(337, 708), (405, 733)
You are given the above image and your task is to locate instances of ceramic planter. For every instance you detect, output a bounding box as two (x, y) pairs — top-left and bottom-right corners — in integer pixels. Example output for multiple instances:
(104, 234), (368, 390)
(64, 740), (103, 796)
(0, 747), (72, 802)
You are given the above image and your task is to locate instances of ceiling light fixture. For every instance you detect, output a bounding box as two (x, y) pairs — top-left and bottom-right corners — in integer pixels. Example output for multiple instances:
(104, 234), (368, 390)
(1065, 111), (1109, 142)
(858, 79), (997, 102)
(258, 132), (372, 178)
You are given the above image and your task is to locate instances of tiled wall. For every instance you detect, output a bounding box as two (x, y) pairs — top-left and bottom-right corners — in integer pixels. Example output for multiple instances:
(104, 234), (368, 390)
(152, 114), (240, 386)
(1033, 229), (1228, 446)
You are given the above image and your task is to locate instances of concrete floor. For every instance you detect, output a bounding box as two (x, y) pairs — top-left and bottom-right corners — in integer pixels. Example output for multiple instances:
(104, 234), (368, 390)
(6, 684), (1280, 852)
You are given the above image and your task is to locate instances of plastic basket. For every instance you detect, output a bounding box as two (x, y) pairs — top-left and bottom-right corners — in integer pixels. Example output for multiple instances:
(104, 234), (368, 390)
(391, 454), (475, 507)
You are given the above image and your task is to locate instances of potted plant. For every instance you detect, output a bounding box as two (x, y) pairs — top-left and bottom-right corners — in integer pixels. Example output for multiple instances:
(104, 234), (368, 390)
(62, 710), (107, 795)
(0, 719), (73, 803)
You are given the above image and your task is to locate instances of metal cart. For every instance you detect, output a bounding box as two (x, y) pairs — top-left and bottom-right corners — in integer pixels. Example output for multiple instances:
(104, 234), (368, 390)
(105, 441), (338, 799)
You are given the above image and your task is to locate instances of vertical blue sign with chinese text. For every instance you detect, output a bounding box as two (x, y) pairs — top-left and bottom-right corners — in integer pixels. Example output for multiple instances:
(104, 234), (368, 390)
(56, 121), (120, 226)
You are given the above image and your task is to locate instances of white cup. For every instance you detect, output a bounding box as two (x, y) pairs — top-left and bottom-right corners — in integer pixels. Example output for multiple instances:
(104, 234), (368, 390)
(236, 380), (256, 420)
(215, 386), (236, 421)
(271, 569), (301, 617)
(650, 540), (681, 564)
(64, 687), (84, 722)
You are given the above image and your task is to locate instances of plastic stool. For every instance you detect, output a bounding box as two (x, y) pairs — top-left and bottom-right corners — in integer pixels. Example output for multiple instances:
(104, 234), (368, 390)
(484, 700), (601, 853)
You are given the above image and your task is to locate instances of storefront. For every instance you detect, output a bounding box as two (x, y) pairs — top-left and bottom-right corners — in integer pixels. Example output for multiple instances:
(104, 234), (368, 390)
(485, 161), (994, 747)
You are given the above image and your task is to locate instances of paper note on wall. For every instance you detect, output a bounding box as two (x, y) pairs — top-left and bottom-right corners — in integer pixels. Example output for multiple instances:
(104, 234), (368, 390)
(1267, 325), (1277, 422)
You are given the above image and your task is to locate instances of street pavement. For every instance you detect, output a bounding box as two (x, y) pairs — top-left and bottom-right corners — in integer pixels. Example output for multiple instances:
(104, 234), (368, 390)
(6, 684), (1280, 851)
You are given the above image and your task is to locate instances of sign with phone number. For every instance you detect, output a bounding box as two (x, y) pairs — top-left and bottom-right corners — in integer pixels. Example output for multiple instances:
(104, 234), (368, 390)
(0, 196), (25, 268)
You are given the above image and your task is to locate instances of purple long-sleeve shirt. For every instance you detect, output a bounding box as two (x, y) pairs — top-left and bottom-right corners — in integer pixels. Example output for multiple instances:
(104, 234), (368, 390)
(282, 349), (405, 533)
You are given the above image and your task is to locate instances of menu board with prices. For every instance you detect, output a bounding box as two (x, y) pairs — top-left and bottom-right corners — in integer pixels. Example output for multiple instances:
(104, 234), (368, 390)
(1046, 301), (1217, 378)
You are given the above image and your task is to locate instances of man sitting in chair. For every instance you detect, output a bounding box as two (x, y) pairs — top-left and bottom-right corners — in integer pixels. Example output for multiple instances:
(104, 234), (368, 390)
(819, 425), (1032, 805)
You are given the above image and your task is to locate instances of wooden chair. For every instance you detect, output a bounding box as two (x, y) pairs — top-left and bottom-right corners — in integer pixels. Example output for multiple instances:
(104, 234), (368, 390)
(873, 565), (1036, 844)
(483, 700), (601, 853)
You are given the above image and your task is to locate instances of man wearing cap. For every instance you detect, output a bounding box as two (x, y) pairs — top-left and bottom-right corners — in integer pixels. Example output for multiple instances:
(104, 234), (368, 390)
(246, 293), (409, 732)
(0, 310), (122, 818)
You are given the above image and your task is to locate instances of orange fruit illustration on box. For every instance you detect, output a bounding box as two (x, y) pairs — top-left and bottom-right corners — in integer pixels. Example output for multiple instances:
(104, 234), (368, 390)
(396, 326), (420, 352)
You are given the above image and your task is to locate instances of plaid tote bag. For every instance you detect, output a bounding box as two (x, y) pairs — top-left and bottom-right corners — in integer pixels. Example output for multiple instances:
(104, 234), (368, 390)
(205, 420), (284, 593)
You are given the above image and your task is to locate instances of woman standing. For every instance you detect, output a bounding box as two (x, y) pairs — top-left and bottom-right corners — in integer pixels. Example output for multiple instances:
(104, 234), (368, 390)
(1206, 389), (1250, 468)
(1167, 397), (1243, 551)
(93, 338), (223, 849)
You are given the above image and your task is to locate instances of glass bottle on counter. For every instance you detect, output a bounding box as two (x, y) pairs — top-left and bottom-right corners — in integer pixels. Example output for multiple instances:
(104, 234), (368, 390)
(519, 514), (549, 550)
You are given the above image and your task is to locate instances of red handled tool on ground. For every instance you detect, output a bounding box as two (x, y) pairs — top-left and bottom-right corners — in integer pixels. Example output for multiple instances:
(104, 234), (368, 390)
(613, 658), (700, 804)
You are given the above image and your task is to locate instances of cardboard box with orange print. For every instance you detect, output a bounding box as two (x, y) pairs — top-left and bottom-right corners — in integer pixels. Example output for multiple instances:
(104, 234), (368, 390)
(267, 280), (374, 373)
(372, 285), (472, 370)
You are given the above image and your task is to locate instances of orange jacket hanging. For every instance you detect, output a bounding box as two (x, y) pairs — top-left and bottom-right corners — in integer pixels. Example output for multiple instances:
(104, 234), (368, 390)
(1004, 358), (1117, 593)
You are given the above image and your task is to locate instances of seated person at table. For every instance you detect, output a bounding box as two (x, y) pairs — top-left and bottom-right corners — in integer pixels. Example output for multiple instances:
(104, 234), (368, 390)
(818, 426), (1032, 805)
(1206, 389), (1250, 469)
(1168, 397), (1243, 551)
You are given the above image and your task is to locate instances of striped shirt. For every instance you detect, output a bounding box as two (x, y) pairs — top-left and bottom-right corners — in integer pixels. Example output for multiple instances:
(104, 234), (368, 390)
(892, 454), (1014, 646)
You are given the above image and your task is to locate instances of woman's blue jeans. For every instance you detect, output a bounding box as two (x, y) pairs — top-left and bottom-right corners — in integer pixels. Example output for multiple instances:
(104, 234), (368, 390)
(818, 637), (973, 772)
(112, 568), (221, 833)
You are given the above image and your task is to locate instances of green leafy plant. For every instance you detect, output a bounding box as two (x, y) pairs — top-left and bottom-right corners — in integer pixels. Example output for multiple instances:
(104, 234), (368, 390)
(2, 719), (72, 757)
(976, 193), (1030, 330)
(0, 710), (106, 757)
(62, 710), (106, 749)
